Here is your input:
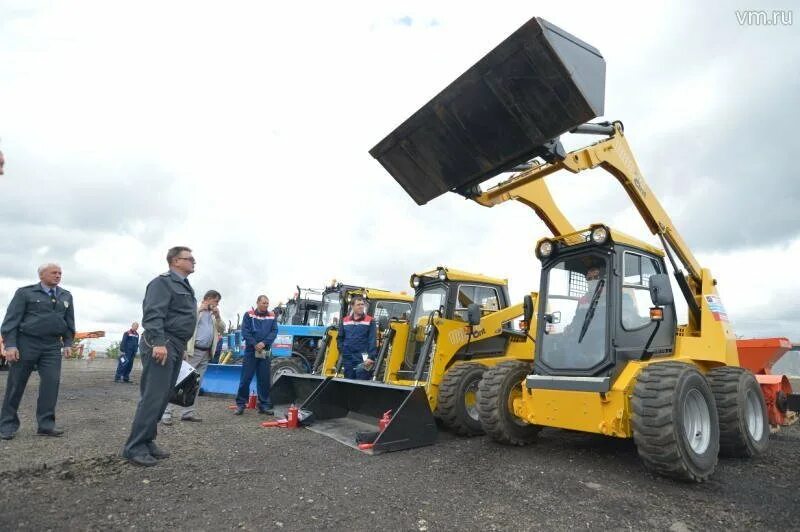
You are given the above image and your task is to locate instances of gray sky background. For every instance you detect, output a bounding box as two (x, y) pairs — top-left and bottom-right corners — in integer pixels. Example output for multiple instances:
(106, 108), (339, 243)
(1, 1), (798, 350)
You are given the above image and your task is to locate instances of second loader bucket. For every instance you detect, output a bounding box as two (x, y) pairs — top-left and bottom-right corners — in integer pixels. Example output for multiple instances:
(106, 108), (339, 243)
(270, 373), (328, 413)
(370, 16), (606, 205)
(301, 379), (437, 453)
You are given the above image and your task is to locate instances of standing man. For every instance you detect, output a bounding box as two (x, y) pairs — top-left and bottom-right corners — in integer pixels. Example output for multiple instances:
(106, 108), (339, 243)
(122, 246), (197, 467)
(114, 322), (140, 383)
(161, 290), (224, 425)
(0, 263), (75, 439)
(336, 295), (377, 380)
(234, 295), (277, 415)
(0, 149), (5, 175)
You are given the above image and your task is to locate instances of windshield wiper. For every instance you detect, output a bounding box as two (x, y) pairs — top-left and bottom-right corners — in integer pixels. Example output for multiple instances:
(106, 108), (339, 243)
(578, 279), (605, 344)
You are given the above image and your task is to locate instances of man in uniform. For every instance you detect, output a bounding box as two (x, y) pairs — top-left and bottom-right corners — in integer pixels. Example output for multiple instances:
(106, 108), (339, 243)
(161, 289), (224, 424)
(336, 295), (377, 380)
(122, 246), (197, 466)
(114, 321), (140, 383)
(0, 263), (75, 439)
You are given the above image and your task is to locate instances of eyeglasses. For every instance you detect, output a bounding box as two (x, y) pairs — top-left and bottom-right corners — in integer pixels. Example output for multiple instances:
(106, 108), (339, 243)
(177, 257), (196, 263)
(586, 271), (600, 280)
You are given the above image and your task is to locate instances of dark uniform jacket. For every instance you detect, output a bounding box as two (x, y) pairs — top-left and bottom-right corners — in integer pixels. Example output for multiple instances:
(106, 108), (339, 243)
(0, 284), (75, 349)
(141, 271), (197, 348)
(337, 313), (377, 359)
(241, 309), (278, 354)
(120, 330), (140, 357)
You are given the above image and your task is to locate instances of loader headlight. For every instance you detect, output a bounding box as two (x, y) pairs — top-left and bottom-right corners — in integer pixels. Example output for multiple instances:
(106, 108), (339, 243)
(591, 225), (609, 245)
(411, 275), (421, 288)
(437, 268), (447, 281)
(536, 239), (554, 259)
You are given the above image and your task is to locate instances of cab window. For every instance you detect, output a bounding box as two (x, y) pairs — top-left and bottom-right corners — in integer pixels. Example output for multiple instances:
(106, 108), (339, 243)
(453, 285), (500, 322)
(622, 252), (661, 330)
(373, 301), (413, 325)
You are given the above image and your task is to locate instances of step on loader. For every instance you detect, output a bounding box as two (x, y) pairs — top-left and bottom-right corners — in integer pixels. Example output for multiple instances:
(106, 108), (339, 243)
(370, 16), (799, 480)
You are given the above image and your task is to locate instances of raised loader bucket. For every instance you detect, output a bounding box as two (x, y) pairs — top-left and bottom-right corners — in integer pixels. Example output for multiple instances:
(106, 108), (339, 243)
(200, 363), (253, 397)
(370, 16), (606, 205)
(300, 379), (437, 453)
(270, 373), (328, 412)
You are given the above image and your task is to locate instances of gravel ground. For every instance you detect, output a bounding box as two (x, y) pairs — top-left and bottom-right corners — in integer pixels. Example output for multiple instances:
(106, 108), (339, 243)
(0, 359), (797, 531)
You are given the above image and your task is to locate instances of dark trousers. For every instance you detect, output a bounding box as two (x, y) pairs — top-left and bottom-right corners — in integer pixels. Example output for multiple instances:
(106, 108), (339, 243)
(123, 340), (182, 458)
(0, 341), (62, 434)
(114, 352), (136, 381)
(342, 352), (371, 380)
(235, 352), (271, 408)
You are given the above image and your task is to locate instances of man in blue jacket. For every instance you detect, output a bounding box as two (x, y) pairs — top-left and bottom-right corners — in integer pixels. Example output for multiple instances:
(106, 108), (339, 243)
(114, 322), (139, 383)
(234, 295), (278, 415)
(337, 295), (377, 380)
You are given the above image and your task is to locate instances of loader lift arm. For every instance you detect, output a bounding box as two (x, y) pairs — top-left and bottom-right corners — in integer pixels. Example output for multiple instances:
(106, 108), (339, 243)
(468, 122), (704, 328)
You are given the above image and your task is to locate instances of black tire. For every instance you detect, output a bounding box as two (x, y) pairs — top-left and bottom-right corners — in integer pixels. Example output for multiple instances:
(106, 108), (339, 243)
(436, 363), (486, 436)
(477, 360), (540, 446)
(632, 362), (720, 482)
(707, 366), (769, 458)
(270, 357), (306, 384)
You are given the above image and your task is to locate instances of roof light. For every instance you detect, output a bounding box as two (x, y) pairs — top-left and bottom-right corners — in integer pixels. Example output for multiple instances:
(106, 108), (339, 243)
(591, 226), (609, 245)
(411, 275), (421, 288)
(437, 268), (447, 281)
(536, 239), (555, 259)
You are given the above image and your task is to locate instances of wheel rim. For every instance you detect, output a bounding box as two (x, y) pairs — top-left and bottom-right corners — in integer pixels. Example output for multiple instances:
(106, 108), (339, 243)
(683, 388), (712, 454)
(506, 380), (529, 427)
(273, 365), (299, 382)
(744, 388), (764, 440)
(464, 379), (479, 421)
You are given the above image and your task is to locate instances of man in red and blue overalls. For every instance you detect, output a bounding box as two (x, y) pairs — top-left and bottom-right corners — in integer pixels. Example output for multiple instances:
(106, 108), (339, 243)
(336, 295), (377, 380)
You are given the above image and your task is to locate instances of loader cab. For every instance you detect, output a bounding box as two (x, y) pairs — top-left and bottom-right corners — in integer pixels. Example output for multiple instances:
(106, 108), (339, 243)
(534, 226), (676, 380)
(402, 268), (510, 371)
(318, 283), (412, 332)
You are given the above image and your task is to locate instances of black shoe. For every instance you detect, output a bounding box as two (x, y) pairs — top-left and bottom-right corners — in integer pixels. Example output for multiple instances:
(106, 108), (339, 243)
(125, 453), (158, 467)
(114, 380), (121, 383)
(37, 428), (65, 437)
(0, 432), (14, 441)
(123, 380), (134, 384)
(233, 407), (244, 415)
(258, 408), (274, 415)
(147, 443), (170, 460)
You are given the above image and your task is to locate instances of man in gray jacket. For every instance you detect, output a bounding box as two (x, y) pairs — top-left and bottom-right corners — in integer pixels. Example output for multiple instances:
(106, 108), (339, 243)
(0, 263), (75, 439)
(161, 289), (224, 424)
(122, 246), (197, 467)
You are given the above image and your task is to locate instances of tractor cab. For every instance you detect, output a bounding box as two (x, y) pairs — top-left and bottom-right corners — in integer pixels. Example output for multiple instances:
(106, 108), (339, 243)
(532, 225), (676, 388)
(397, 267), (511, 380)
(279, 287), (323, 326)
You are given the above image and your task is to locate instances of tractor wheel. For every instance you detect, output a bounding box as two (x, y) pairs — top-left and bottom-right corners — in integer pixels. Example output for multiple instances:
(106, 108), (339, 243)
(632, 362), (720, 482)
(477, 360), (540, 446)
(707, 366), (769, 458)
(271, 357), (306, 384)
(436, 363), (486, 436)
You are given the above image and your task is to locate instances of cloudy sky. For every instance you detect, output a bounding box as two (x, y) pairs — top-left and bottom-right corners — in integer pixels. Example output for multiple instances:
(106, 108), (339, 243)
(1, 1), (798, 352)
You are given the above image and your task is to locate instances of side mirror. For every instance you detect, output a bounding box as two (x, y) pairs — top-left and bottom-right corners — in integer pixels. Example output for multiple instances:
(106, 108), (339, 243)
(523, 295), (534, 326)
(467, 303), (482, 326)
(649, 273), (674, 306)
(544, 311), (561, 325)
